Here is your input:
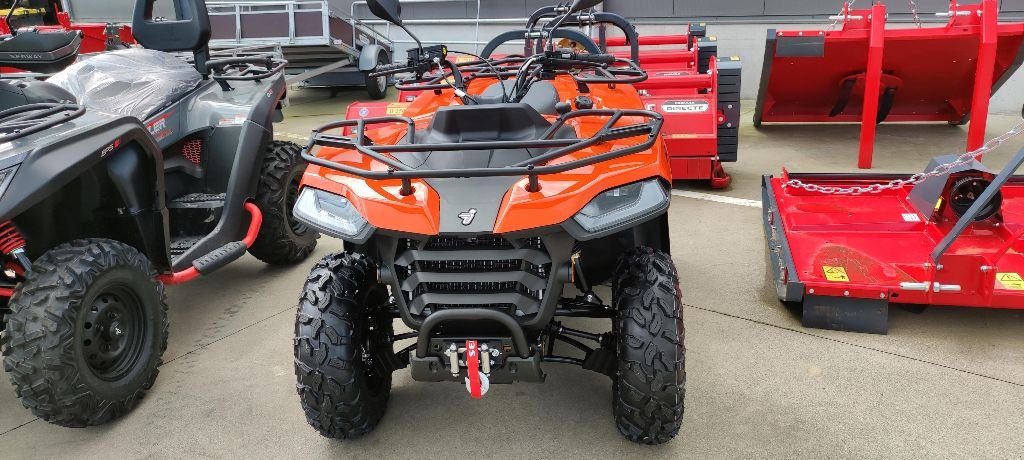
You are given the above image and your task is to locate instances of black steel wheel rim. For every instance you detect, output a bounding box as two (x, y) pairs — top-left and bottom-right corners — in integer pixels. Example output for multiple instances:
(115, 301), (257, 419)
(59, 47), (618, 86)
(80, 284), (147, 382)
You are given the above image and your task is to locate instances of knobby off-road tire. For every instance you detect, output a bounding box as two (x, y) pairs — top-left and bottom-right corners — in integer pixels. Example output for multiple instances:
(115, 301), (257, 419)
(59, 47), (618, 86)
(1, 239), (168, 427)
(249, 140), (319, 265)
(294, 252), (394, 439)
(612, 247), (686, 444)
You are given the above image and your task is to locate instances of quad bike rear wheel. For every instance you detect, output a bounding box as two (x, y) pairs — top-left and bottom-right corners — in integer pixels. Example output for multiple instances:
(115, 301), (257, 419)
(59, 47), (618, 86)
(294, 252), (394, 439)
(612, 247), (686, 445)
(1, 239), (168, 427)
(248, 140), (319, 265)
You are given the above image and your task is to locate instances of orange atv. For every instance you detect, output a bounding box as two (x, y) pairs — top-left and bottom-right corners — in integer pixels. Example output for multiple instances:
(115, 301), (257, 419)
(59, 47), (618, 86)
(292, 0), (685, 445)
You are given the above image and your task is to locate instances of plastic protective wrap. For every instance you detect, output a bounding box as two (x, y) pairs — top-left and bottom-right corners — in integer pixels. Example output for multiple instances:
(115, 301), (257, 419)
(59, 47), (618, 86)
(48, 48), (203, 120)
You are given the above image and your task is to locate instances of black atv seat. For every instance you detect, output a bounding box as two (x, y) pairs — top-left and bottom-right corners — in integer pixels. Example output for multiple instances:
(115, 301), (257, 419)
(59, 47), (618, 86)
(47, 48), (203, 120)
(479, 80), (559, 116)
(0, 30), (82, 73)
(393, 103), (577, 171)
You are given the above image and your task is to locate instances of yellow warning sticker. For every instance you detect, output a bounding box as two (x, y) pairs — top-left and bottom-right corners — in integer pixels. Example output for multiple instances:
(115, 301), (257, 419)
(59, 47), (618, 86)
(822, 266), (850, 282)
(455, 56), (475, 63)
(997, 273), (1024, 290)
(386, 103), (410, 115)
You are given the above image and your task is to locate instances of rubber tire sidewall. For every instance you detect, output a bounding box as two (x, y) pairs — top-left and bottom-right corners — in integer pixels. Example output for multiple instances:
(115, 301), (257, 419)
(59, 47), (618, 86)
(364, 50), (390, 100)
(74, 266), (164, 399)
(248, 140), (319, 265)
(611, 247), (686, 445)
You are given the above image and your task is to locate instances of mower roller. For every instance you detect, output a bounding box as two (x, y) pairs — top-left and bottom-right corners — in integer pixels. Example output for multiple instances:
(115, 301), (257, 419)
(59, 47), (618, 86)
(345, 16), (741, 188)
(763, 137), (1024, 334)
(754, 0), (1024, 169)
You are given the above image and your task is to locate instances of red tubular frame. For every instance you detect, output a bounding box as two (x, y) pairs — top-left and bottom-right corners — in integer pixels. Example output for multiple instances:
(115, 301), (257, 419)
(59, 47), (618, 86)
(967, 0), (999, 153)
(761, 0), (1020, 169)
(857, 3), (886, 169)
(156, 202), (263, 285)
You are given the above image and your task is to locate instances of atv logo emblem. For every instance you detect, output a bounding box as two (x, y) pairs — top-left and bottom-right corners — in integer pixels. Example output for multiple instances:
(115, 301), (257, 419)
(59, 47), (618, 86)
(458, 209), (478, 226)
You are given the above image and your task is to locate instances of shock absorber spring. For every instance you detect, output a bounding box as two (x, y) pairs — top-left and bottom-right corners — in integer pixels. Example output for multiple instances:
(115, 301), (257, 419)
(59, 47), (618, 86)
(0, 220), (30, 271)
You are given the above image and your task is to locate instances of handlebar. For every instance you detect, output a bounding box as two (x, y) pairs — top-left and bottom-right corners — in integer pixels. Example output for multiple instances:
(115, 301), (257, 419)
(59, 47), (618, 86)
(574, 53), (617, 65)
(369, 61), (410, 77)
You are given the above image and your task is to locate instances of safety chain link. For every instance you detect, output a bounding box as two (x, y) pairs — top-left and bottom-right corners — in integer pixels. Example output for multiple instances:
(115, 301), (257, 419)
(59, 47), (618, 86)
(907, 0), (922, 27)
(826, 0), (855, 31)
(784, 121), (1024, 195)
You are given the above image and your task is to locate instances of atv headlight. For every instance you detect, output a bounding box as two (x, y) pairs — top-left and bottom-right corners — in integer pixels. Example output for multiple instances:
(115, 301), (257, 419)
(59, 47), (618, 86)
(292, 187), (372, 242)
(0, 166), (17, 199)
(573, 179), (670, 233)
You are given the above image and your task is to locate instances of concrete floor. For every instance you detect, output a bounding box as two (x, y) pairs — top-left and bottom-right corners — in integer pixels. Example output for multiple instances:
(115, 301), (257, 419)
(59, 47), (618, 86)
(2, 88), (1024, 458)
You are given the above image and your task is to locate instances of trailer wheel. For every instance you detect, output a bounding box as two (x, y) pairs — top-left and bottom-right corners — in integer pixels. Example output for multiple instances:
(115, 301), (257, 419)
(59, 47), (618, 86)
(1, 239), (167, 427)
(611, 247), (685, 445)
(294, 252), (394, 440)
(364, 50), (390, 100)
(249, 140), (319, 265)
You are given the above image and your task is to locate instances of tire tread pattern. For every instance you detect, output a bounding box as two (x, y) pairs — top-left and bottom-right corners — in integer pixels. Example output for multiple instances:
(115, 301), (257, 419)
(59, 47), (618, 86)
(612, 247), (686, 445)
(294, 252), (390, 439)
(0, 239), (168, 427)
(248, 140), (318, 265)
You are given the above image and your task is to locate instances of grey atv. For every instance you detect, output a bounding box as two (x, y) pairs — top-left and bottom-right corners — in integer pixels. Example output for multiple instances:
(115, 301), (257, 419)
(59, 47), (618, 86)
(0, 0), (318, 427)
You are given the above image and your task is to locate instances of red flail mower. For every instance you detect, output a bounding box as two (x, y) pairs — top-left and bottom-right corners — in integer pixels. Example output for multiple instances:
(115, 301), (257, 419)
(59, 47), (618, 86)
(755, 0), (1024, 169)
(762, 0), (1024, 334)
(346, 21), (741, 188)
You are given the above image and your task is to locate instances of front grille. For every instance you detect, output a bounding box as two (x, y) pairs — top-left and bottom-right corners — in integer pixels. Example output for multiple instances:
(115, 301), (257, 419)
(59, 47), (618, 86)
(395, 236), (552, 318)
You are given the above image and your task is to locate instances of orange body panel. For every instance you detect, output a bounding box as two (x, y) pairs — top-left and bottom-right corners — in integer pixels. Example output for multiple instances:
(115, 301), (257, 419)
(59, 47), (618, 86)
(300, 74), (672, 236)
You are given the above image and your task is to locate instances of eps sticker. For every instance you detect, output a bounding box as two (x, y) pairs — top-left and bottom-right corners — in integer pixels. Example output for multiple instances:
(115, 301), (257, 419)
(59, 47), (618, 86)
(386, 103), (410, 115)
(822, 266), (850, 282)
(996, 273), (1024, 290)
(661, 100), (709, 113)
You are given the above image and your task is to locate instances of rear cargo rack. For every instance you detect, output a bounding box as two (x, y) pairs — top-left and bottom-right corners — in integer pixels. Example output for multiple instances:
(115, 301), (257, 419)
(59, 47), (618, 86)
(301, 108), (662, 195)
(0, 103), (85, 143)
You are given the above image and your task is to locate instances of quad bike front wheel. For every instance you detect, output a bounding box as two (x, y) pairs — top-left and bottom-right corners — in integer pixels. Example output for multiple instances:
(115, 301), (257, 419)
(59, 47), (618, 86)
(294, 252), (394, 439)
(1, 239), (168, 427)
(612, 247), (686, 444)
(249, 140), (319, 265)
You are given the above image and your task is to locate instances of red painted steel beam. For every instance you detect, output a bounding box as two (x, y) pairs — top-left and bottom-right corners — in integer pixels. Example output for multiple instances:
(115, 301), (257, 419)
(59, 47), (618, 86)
(967, 0), (999, 155)
(857, 2), (887, 169)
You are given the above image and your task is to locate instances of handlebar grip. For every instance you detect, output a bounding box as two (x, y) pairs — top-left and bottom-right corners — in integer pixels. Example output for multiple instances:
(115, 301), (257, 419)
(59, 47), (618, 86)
(575, 53), (617, 65)
(369, 62), (410, 77)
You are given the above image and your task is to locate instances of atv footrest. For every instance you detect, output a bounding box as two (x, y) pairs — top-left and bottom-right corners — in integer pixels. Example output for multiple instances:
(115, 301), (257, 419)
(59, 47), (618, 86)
(192, 241), (247, 274)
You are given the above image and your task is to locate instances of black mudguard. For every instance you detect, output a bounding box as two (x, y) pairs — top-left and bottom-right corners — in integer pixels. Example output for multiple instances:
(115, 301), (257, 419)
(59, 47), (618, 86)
(0, 112), (171, 270)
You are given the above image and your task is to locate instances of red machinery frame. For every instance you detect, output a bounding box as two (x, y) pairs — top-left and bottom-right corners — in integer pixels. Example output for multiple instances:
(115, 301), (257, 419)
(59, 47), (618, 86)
(344, 24), (741, 188)
(763, 147), (1024, 334)
(755, 0), (1024, 169)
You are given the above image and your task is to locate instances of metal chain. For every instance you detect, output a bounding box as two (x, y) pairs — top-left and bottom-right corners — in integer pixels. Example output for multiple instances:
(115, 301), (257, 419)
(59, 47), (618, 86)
(783, 121), (1024, 195)
(908, 0), (922, 28)
(826, 0), (855, 31)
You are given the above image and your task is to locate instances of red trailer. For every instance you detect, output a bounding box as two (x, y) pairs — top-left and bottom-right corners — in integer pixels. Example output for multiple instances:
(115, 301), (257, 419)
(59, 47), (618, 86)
(755, 0), (1024, 169)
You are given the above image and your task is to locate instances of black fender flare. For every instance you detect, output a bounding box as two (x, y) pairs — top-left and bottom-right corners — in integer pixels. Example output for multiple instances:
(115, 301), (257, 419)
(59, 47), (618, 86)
(0, 116), (170, 270)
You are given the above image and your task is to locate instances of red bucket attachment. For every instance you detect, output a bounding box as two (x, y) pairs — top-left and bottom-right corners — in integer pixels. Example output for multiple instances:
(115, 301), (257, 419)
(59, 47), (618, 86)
(755, 0), (1024, 169)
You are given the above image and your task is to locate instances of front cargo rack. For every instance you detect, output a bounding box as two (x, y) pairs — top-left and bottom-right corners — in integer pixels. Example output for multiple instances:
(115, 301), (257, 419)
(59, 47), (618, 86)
(300, 108), (663, 195)
(0, 103), (85, 143)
